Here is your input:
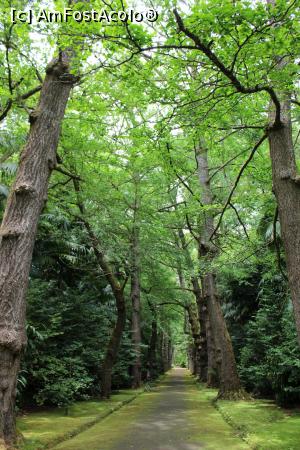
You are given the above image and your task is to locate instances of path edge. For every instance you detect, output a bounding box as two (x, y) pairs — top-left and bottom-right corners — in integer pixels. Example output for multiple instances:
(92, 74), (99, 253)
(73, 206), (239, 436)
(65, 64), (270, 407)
(34, 376), (166, 450)
(37, 391), (142, 450)
(213, 399), (259, 450)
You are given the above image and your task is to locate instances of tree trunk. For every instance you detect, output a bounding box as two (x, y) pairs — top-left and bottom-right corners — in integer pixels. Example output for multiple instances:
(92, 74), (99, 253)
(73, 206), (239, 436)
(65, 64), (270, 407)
(130, 218), (142, 389)
(73, 182), (127, 400)
(100, 289), (126, 398)
(162, 332), (171, 372)
(190, 277), (208, 382)
(0, 53), (76, 446)
(268, 98), (300, 342)
(266, 32), (300, 344)
(157, 331), (164, 374)
(177, 230), (208, 381)
(89, 236), (127, 399)
(147, 316), (158, 379)
(196, 143), (243, 398)
(206, 312), (219, 388)
(186, 303), (201, 376)
(203, 273), (240, 395)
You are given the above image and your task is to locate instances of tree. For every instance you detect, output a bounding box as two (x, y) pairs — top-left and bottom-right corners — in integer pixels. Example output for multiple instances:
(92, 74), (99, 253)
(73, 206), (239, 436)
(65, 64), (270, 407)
(0, 34), (80, 448)
(170, 3), (300, 345)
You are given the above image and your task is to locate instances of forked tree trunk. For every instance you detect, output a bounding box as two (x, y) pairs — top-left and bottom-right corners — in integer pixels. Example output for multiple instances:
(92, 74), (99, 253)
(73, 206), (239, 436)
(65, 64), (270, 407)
(0, 53), (77, 446)
(196, 143), (243, 398)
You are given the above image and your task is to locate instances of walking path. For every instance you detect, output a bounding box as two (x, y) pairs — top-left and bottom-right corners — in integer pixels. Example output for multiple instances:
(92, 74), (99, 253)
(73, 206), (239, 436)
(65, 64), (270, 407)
(53, 368), (248, 450)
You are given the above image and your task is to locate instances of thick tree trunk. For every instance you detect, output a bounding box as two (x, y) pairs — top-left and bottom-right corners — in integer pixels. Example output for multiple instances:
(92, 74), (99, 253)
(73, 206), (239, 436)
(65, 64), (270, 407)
(130, 225), (142, 389)
(203, 273), (240, 395)
(206, 312), (219, 387)
(0, 54), (76, 445)
(267, 63), (300, 344)
(187, 344), (194, 373)
(196, 143), (242, 398)
(268, 107), (300, 342)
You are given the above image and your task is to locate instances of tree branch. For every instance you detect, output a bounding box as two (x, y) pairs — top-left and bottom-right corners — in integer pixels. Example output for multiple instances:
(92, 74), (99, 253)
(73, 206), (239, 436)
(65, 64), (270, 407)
(210, 132), (268, 240)
(228, 202), (250, 239)
(173, 9), (282, 128)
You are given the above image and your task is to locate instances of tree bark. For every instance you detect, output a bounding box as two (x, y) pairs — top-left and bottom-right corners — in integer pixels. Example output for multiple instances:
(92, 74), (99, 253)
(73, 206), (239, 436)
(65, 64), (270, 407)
(186, 304), (201, 376)
(130, 226), (142, 388)
(264, 3), (300, 344)
(0, 53), (76, 446)
(269, 102), (300, 343)
(190, 277), (208, 382)
(196, 143), (242, 398)
(206, 313), (219, 387)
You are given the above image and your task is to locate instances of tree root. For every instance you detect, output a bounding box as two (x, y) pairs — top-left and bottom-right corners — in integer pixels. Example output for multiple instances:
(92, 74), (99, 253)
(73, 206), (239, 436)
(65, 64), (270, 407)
(216, 388), (252, 401)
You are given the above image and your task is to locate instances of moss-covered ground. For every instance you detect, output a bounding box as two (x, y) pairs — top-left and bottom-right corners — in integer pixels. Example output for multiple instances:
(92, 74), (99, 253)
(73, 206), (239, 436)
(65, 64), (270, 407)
(18, 371), (300, 450)
(18, 390), (140, 450)
(51, 369), (248, 450)
(214, 391), (300, 450)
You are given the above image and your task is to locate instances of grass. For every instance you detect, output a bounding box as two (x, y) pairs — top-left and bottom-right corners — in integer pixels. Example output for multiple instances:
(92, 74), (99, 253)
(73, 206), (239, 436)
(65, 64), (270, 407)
(18, 390), (141, 450)
(212, 388), (300, 449)
(184, 378), (250, 449)
(18, 373), (300, 450)
(50, 371), (249, 450)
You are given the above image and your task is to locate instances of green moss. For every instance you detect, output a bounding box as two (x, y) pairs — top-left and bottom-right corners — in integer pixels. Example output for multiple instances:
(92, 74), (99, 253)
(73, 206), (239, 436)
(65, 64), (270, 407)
(24, 372), (300, 450)
(51, 390), (166, 450)
(18, 390), (141, 450)
(51, 372), (248, 450)
(184, 375), (249, 449)
(215, 395), (300, 449)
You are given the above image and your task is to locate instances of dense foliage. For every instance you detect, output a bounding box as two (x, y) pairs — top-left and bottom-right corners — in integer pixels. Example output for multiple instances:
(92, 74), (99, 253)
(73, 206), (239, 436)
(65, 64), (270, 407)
(0, 0), (299, 436)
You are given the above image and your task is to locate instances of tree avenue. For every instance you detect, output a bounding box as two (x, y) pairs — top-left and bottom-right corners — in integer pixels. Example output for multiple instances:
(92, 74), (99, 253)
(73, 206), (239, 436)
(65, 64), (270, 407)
(0, 0), (299, 448)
